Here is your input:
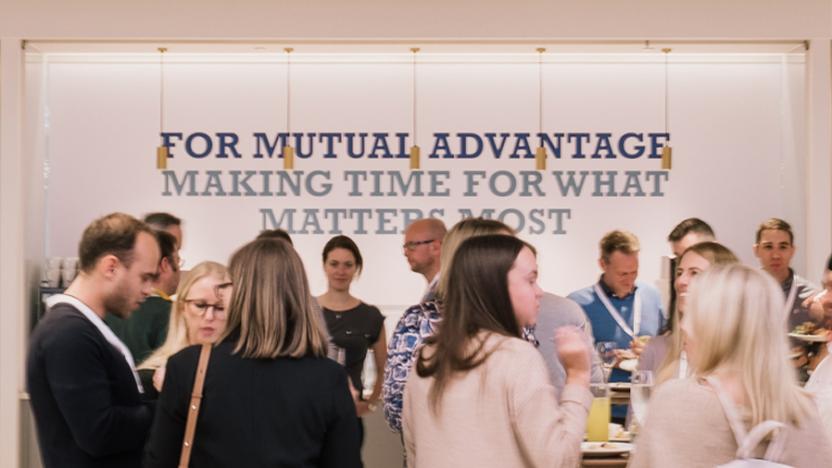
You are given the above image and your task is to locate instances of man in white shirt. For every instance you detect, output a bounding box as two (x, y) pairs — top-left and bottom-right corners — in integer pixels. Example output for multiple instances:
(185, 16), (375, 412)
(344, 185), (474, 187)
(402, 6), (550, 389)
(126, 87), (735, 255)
(402, 218), (446, 302)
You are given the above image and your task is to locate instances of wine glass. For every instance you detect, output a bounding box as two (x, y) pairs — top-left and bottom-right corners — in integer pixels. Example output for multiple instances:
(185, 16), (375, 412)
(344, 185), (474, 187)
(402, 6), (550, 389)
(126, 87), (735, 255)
(630, 370), (654, 429)
(596, 341), (617, 380)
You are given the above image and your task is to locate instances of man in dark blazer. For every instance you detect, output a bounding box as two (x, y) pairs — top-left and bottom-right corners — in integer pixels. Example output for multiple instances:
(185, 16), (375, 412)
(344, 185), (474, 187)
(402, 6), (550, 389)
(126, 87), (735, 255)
(27, 212), (161, 468)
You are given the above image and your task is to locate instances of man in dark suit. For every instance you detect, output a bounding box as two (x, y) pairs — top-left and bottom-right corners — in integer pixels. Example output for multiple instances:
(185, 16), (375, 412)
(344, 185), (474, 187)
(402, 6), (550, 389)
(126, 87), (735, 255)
(27, 212), (160, 468)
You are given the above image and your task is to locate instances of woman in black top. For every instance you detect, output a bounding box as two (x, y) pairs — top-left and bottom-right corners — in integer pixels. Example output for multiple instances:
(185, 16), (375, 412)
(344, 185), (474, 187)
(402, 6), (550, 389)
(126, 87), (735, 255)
(144, 238), (361, 468)
(317, 235), (386, 442)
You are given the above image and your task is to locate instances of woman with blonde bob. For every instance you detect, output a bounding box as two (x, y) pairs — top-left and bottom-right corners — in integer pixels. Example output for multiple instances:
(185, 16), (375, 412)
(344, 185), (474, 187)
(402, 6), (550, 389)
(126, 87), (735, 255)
(630, 264), (832, 467)
(144, 238), (361, 467)
(138, 261), (230, 398)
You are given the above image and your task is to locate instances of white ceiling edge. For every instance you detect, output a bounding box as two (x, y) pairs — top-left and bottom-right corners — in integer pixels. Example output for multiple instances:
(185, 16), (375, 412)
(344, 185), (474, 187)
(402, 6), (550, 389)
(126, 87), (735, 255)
(23, 39), (808, 55)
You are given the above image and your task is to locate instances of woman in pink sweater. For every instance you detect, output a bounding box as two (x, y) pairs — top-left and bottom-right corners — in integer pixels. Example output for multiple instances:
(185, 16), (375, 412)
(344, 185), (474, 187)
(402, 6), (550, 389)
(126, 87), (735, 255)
(629, 264), (832, 467)
(403, 234), (593, 468)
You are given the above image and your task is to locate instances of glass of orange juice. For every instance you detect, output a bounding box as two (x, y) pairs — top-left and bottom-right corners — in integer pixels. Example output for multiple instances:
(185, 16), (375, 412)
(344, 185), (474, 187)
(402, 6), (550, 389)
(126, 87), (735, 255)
(586, 384), (610, 442)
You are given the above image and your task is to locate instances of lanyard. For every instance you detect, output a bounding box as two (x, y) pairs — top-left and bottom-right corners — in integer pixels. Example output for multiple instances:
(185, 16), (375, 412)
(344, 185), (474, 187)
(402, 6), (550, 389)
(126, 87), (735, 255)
(46, 294), (144, 394)
(784, 279), (798, 316)
(678, 350), (689, 379)
(593, 283), (641, 340)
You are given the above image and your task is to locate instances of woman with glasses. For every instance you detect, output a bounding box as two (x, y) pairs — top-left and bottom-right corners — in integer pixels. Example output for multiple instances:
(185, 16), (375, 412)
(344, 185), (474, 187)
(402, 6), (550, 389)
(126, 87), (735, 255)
(317, 235), (386, 445)
(138, 261), (230, 399)
(144, 238), (361, 467)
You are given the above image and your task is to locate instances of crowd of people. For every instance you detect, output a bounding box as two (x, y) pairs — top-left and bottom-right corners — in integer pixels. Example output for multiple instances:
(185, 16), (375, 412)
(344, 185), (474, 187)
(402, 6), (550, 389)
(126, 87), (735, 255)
(24, 211), (832, 467)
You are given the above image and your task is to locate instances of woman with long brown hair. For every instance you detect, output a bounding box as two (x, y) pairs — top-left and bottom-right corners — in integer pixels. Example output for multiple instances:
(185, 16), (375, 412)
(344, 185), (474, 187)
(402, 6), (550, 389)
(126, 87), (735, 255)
(403, 235), (592, 467)
(144, 238), (361, 467)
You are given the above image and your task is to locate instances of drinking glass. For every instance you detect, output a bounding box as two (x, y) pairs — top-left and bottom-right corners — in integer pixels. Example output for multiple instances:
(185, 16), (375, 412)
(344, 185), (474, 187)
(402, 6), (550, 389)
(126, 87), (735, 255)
(586, 384), (611, 442)
(630, 370), (654, 428)
(327, 342), (346, 366)
(596, 341), (617, 380)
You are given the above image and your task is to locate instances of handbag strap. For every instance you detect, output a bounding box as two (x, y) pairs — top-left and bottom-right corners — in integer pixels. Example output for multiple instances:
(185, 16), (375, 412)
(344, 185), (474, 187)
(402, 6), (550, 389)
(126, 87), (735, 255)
(178, 344), (212, 468)
(706, 376), (787, 461)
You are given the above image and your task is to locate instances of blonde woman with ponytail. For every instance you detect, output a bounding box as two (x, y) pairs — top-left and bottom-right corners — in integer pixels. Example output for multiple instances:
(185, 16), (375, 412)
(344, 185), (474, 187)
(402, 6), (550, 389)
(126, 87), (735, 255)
(630, 264), (832, 467)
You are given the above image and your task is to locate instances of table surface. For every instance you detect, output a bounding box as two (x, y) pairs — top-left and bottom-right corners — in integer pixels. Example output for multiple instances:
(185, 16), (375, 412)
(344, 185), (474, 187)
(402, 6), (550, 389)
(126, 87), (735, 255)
(581, 454), (629, 467)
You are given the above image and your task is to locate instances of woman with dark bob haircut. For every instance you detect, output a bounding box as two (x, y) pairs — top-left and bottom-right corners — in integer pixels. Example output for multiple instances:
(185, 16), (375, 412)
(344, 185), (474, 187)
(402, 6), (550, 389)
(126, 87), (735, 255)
(402, 234), (592, 467)
(144, 238), (361, 467)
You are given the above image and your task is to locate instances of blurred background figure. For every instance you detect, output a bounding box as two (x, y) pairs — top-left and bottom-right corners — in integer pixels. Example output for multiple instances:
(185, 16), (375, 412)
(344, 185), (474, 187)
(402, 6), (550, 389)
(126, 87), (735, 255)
(144, 238), (361, 467)
(317, 235), (386, 447)
(630, 264), (832, 467)
(137, 261), (230, 399)
(383, 218), (512, 435)
(402, 218), (446, 302)
(568, 230), (664, 423)
(753, 218), (822, 329)
(106, 230), (181, 363)
(256, 228), (294, 245)
(144, 212), (184, 250)
(404, 235), (591, 467)
(638, 242), (738, 383)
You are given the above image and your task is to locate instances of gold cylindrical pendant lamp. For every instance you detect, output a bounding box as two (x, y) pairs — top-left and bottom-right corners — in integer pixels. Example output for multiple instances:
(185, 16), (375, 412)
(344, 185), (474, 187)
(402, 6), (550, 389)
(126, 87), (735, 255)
(661, 146), (672, 170)
(283, 47), (295, 171)
(156, 47), (168, 170)
(410, 47), (421, 170)
(661, 47), (672, 170)
(409, 145), (421, 170)
(156, 146), (169, 170)
(282, 144), (295, 170)
(535, 47), (547, 171)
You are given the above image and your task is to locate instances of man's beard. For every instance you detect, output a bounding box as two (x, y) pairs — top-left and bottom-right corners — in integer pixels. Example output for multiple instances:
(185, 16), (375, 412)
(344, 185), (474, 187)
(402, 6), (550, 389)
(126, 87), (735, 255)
(104, 290), (135, 319)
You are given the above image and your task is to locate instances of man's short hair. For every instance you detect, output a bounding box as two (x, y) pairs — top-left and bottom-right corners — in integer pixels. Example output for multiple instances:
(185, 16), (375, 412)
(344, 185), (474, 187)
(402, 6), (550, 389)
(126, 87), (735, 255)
(667, 218), (715, 242)
(256, 229), (293, 245)
(755, 218), (794, 244)
(156, 230), (177, 268)
(143, 212), (182, 231)
(826, 254), (832, 272)
(599, 230), (640, 262)
(79, 213), (154, 273)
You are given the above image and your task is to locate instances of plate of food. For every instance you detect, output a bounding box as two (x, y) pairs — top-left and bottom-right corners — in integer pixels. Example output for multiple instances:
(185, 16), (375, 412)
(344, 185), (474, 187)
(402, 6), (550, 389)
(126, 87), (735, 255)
(608, 423), (632, 442)
(619, 359), (638, 372)
(581, 442), (634, 457)
(789, 322), (830, 342)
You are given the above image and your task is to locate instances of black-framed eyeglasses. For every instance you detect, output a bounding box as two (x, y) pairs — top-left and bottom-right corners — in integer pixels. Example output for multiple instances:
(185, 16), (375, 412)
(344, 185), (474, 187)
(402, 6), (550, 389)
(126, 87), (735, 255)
(402, 239), (435, 251)
(184, 299), (227, 318)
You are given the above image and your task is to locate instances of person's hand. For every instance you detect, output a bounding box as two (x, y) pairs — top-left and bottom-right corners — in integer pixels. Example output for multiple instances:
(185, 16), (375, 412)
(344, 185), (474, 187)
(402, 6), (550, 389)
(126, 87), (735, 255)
(629, 336), (651, 357)
(804, 291), (827, 322)
(355, 401), (374, 417)
(555, 326), (591, 386)
(152, 366), (166, 392)
(347, 379), (359, 402)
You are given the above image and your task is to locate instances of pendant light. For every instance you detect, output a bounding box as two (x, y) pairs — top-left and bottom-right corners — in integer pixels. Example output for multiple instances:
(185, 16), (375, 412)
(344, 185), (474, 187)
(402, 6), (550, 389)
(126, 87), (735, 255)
(535, 47), (547, 171)
(156, 47), (168, 170)
(661, 48), (673, 170)
(409, 47), (421, 170)
(283, 47), (295, 170)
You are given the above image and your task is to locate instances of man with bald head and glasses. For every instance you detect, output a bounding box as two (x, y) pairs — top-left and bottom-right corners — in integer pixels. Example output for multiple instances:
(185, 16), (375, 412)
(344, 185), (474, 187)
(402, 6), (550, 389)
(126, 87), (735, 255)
(402, 218), (446, 302)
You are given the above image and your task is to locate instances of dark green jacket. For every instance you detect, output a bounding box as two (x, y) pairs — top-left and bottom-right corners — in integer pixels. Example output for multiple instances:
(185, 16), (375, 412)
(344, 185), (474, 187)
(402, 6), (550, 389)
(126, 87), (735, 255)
(105, 296), (171, 364)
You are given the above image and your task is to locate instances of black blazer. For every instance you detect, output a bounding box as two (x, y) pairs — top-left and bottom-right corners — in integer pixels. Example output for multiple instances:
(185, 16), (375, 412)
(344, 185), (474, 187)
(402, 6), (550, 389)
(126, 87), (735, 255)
(27, 303), (154, 468)
(143, 334), (362, 468)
